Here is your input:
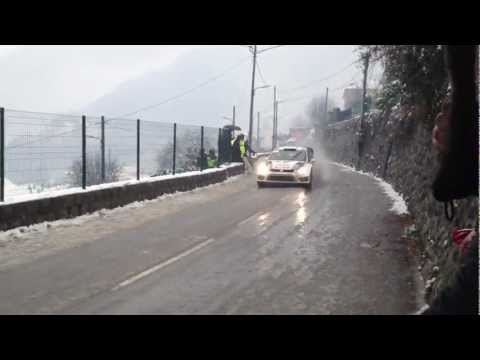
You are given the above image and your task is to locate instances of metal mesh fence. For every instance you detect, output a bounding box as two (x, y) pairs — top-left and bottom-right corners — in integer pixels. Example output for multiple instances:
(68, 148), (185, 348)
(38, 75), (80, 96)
(203, 126), (220, 168)
(104, 118), (137, 182)
(140, 120), (174, 177)
(3, 109), (82, 200)
(0, 108), (226, 202)
(85, 116), (103, 186)
(175, 124), (202, 173)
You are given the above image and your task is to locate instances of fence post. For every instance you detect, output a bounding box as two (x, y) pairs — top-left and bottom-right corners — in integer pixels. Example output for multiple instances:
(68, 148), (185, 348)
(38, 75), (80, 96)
(101, 116), (106, 183)
(82, 115), (86, 189)
(0, 108), (4, 202)
(217, 128), (222, 167)
(200, 126), (204, 172)
(172, 123), (177, 175)
(137, 119), (140, 181)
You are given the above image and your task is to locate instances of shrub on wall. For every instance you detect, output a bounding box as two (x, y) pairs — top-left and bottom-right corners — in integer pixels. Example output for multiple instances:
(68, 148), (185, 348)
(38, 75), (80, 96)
(359, 45), (448, 117)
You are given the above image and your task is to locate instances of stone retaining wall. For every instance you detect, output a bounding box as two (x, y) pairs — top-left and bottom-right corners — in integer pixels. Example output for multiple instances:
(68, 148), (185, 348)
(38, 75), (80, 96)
(0, 164), (244, 232)
(322, 110), (478, 304)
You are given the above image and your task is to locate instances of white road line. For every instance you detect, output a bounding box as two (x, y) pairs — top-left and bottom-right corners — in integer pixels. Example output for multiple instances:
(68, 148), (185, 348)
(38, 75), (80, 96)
(237, 212), (263, 227)
(112, 238), (215, 291)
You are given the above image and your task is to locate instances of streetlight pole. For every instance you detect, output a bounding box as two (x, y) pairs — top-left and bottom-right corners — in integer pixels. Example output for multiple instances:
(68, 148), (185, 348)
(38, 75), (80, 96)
(275, 100), (279, 149)
(357, 51), (370, 169)
(272, 86), (277, 151)
(324, 87), (329, 125)
(248, 45), (257, 145)
(241, 45), (284, 150)
(222, 105), (237, 140)
(257, 112), (260, 149)
(273, 98), (288, 149)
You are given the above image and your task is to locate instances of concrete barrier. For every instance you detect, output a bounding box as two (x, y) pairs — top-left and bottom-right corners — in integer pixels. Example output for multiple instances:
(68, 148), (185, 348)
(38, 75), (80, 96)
(0, 164), (244, 232)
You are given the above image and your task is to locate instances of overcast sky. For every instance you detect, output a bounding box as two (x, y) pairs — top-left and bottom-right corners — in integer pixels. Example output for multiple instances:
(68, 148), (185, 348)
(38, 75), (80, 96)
(0, 45), (379, 135)
(0, 45), (198, 112)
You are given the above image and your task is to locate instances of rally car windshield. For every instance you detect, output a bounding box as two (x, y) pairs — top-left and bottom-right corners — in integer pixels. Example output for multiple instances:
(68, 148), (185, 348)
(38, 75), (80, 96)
(269, 150), (306, 162)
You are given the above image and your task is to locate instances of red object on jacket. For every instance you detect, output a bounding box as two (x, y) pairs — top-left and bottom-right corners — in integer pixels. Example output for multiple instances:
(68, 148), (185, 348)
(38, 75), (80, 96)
(452, 228), (475, 253)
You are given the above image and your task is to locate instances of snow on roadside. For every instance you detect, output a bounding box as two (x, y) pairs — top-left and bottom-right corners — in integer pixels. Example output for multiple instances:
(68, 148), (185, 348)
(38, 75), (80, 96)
(331, 162), (409, 216)
(0, 163), (242, 206)
(0, 172), (244, 243)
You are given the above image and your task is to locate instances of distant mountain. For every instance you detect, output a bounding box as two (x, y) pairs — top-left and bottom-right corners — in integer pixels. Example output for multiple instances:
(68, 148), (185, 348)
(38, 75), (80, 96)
(83, 46), (251, 129)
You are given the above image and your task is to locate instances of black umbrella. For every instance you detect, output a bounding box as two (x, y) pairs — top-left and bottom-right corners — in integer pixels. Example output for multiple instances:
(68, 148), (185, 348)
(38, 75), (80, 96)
(223, 124), (242, 131)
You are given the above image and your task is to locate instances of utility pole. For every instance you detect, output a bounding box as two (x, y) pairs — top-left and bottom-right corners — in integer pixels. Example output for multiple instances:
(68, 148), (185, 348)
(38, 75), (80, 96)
(257, 112), (260, 149)
(274, 101), (279, 149)
(272, 86), (277, 151)
(360, 53), (370, 131)
(248, 45), (257, 145)
(324, 87), (329, 125)
(357, 51), (370, 169)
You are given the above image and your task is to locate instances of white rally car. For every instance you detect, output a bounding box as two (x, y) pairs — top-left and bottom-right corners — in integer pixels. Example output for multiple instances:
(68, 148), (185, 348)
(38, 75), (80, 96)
(256, 147), (314, 189)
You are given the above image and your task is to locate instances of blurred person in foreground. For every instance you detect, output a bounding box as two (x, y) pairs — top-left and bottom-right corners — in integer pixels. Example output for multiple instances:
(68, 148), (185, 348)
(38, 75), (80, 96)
(418, 45), (478, 315)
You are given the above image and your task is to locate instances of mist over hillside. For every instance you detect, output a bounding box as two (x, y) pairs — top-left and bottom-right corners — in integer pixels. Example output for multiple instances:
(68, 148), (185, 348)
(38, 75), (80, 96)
(82, 45), (358, 132)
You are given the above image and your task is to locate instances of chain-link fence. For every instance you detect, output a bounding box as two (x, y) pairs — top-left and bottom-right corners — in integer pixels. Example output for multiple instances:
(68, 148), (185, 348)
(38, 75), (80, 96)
(0, 107), (228, 202)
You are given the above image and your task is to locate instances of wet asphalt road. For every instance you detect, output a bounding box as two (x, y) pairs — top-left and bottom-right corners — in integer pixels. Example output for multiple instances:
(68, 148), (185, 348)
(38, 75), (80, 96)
(0, 162), (417, 314)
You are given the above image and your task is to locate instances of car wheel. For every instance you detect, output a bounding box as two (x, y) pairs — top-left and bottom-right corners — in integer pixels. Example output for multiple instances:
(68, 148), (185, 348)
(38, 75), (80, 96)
(305, 175), (313, 190)
(257, 182), (264, 188)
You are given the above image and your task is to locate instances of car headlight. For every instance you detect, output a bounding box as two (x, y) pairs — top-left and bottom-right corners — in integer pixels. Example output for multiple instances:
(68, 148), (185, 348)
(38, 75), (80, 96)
(256, 162), (270, 176)
(296, 165), (310, 177)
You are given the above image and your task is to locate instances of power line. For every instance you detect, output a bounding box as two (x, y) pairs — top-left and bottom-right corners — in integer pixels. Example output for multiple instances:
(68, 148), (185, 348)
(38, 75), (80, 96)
(254, 59), (363, 115)
(258, 73), (363, 120)
(256, 60), (268, 86)
(114, 56), (251, 119)
(258, 45), (287, 54)
(6, 57), (252, 150)
(281, 59), (361, 94)
(239, 45), (287, 54)
(6, 127), (82, 150)
(330, 71), (363, 92)
(260, 68), (361, 116)
(5, 48), (279, 151)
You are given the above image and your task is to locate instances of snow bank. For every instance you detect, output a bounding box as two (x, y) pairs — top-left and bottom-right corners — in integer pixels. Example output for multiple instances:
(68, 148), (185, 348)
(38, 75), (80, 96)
(332, 162), (409, 215)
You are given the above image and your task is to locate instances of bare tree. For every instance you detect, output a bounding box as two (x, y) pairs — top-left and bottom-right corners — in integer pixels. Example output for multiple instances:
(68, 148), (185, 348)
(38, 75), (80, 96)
(156, 129), (215, 174)
(68, 153), (122, 187)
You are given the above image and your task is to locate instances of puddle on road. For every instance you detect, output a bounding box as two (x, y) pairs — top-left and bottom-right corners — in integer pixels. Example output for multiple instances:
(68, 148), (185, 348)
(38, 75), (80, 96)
(295, 192), (308, 227)
(296, 208), (307, 227)
(257, 213), (270, 227)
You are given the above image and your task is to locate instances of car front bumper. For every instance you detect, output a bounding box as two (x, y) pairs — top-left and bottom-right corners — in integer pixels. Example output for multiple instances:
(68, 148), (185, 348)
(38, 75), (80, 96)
(257, 172), (311, 184)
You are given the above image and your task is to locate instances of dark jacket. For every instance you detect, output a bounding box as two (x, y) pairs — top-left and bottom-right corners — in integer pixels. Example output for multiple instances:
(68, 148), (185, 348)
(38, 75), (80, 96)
(218, 129), (232, 164)
(423, 237), (478, 315)
(231, 138), (242, 163)
(425, 46), (479, 315)
(244, 140), (255, 156)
